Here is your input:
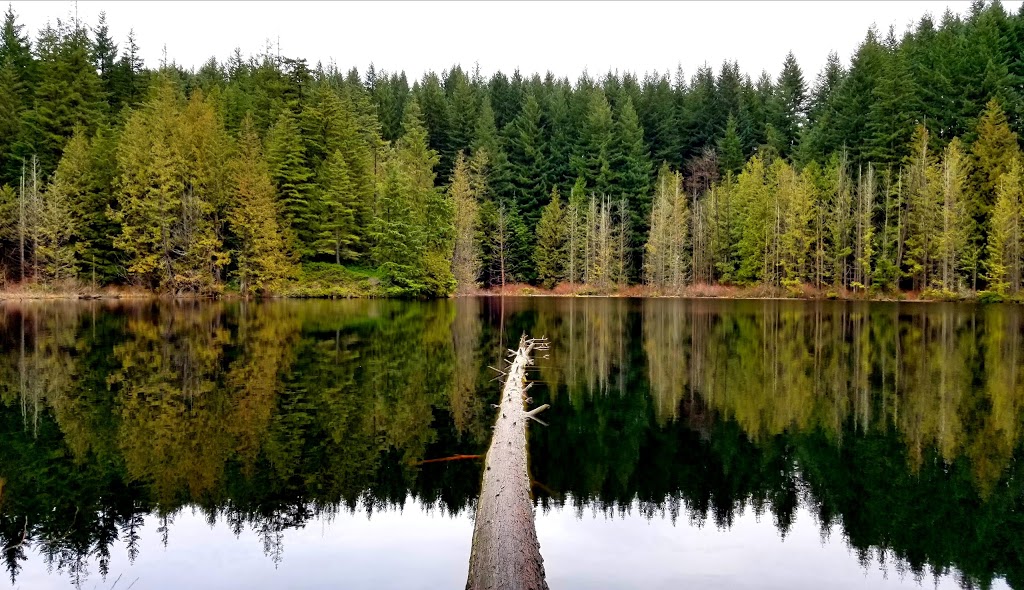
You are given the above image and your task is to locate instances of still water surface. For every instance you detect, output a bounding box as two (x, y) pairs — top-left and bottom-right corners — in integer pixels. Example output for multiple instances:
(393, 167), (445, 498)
(0, 298), (1020, 589)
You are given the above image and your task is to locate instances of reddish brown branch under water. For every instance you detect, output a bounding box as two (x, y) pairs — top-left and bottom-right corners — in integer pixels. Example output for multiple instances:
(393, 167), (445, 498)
(413, 454), (483, 466)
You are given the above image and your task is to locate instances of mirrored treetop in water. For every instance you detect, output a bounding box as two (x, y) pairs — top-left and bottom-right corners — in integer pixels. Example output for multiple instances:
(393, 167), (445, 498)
(0, 298), (1023, 589)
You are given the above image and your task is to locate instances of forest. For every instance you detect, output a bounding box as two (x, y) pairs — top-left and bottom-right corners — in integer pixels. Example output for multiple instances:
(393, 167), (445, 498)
(1, 1), (1024, 297)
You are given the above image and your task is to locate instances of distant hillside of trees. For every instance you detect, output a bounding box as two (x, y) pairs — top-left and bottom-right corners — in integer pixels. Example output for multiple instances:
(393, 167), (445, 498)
(1, 1), (1024, 297)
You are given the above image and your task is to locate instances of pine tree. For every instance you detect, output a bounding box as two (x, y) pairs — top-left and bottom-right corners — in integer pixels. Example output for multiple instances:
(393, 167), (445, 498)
(415, 71), (453, 178)
(446, 68), (478, 159)
(0, 60), (25, 185)
(852, 164), (876, 289)
(229, 117), (293, 294)
(45, 126), (102, 283)
(110, 29), (145, 109)
(873, 169), (904, 291)
(534, 187), (566, 288)
(301, 84), (376, 260)
(776, 159), (814, 285)
(733, 156), (772, 284)
(92, 12), (118, 109)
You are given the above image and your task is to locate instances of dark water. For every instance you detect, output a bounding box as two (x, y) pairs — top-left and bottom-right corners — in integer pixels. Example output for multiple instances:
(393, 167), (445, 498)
(0, 298), (1020, 589)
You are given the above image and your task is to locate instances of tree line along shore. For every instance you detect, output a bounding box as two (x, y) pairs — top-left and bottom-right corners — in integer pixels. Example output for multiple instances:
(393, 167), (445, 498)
(1, 3), (1024, 301)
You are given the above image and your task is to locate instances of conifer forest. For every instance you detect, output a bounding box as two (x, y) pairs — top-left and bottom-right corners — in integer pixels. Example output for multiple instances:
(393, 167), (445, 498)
(2, 2), (1024, 298)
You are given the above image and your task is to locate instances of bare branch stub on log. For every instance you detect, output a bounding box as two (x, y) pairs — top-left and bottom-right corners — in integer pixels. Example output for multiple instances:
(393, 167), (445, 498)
(466, 334), (550, 590)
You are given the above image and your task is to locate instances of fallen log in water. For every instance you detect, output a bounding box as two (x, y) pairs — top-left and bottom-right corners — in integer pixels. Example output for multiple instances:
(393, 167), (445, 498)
(466, 334), (550, 590)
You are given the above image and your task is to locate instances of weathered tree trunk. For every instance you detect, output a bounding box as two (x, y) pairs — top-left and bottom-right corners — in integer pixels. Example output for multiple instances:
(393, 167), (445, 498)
(466, 335), (550, 590)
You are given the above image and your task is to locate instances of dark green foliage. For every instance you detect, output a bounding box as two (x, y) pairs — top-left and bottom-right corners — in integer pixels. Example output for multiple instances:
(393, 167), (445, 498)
(22, 22), (105, 175)
(0, 2), (1022, 295)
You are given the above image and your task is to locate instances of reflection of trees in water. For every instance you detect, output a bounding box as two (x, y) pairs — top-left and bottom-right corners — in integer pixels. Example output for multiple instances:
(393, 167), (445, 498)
(1, 299), (1023, 589)
(0, 300), (485, 586)
(531, 298), (1024, 589)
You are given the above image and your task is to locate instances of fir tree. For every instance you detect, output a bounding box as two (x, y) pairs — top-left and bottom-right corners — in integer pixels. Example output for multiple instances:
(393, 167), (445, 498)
(534, 187), (566, 288)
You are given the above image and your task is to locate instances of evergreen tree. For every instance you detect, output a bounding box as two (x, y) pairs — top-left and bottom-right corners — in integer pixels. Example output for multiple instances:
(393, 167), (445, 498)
(534, 187), (566, 288)
(265, 108), (313, 255)
(644, 164), (689, 290)
(47, 125), (119, 284)
(450, 151), (481, 293)
(113, 79), (228, 293)
(852, 164), (876, 289)
(23, 22), (104, 174)
(228, 117), (293, 294)
(987, 157), (1023, 293)
(826, 151), (854, 287)
(776, 158), (814, 285)
(937, 138), (970, 291)
(970, 99), (1021, 238)
(773, 51), (808, 158)
(565, 176), (588, 284)
(0, 60), (24, 185)
(718, 114), (744, 175)
(611, 97), (653, 280)
(110, 29), (145, 109)
(501, 92), (548, 232)
(904, 125), (941, 290)
(372, 98), (453, 296)
(446, 67), (478, 159)
(315, 149), (359, 263)
(36, 140), (84, 281)
(92, 12), (117, 108)
(574, 89), (615, 195)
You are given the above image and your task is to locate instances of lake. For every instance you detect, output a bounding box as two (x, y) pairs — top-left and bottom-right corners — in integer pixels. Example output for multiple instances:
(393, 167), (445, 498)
(0, 297), (1019, 590)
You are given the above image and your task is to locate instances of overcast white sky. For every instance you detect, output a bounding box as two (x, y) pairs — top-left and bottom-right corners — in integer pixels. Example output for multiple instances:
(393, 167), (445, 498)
(9, 1), (1021, 83)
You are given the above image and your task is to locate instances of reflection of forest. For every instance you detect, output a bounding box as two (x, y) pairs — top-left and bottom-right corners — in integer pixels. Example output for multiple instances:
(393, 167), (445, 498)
(0, 299), (1022, 589)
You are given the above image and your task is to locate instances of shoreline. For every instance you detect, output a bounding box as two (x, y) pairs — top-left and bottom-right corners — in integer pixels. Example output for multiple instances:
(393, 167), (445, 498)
(0, 282), (1015, 304)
